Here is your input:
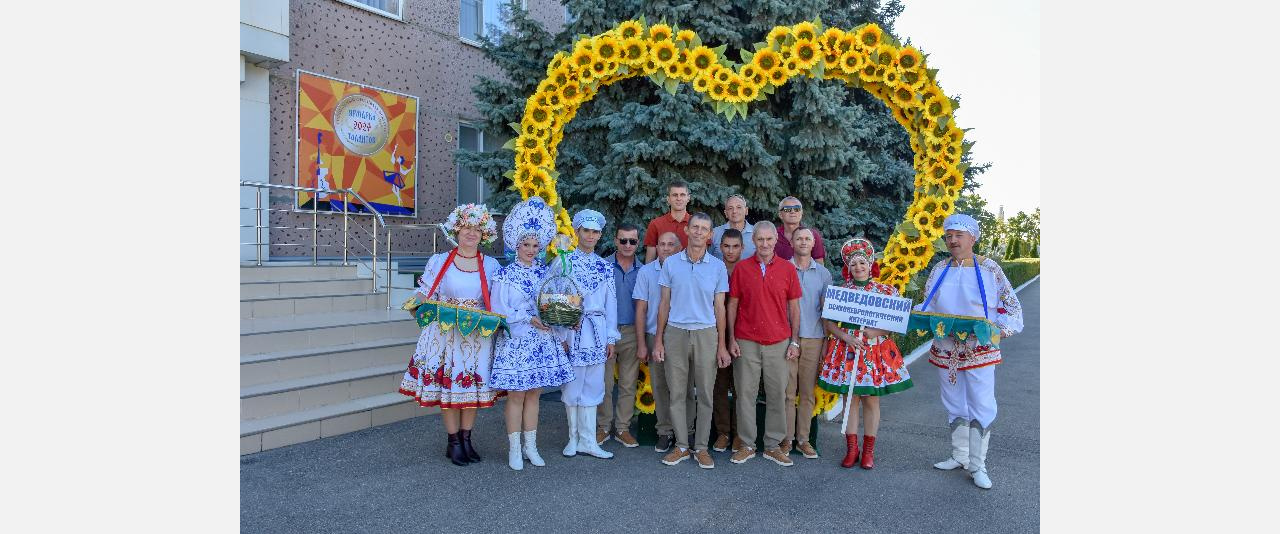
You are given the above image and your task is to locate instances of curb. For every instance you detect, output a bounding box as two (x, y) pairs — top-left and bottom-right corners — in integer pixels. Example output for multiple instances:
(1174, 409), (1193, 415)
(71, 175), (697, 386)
(903, 274), (1039, 367)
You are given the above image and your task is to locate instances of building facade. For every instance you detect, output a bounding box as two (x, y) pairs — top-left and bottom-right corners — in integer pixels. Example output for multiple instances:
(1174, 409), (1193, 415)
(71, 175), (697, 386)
(242, 0), (566, 260)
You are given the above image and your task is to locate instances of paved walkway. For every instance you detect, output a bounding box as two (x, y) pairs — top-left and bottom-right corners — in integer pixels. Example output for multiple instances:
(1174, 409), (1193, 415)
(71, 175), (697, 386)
(242, 280), (1039, 533)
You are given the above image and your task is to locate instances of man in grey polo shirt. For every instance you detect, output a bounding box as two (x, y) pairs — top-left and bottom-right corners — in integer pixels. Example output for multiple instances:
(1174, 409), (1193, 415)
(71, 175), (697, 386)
(711, 194), (755, 260)
(783, 227), (833, 460)
(633, 231), (694, 454)
(653, 212), (731, 469)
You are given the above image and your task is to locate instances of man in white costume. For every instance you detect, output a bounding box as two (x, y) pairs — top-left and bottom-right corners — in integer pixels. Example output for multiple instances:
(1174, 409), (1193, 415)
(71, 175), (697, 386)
(555, 209), (620, 459)
(917, 213), (1024, 489)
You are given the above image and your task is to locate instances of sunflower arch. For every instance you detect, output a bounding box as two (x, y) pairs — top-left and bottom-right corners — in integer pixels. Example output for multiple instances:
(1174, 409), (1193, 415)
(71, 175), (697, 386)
(506, 17), (968, 292)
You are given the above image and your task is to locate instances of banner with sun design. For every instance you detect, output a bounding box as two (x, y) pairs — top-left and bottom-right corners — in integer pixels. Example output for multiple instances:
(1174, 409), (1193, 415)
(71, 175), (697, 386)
(294, 70), (419, 217)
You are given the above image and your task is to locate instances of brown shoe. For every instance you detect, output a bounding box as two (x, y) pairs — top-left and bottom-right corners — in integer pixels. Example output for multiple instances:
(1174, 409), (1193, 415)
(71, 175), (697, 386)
(797, 441), (819, 459)
(763, 447), (794, 466)
(661, 447), (692, 466)
(614, 430), (639, 448)
(731, 436), (745, 453)
(596, 430), (609, 446)
(730, 446), (757, 464)
(780, 439), (793, 454)
(712, 434), (730, 452)
(695, 449), (715, 469)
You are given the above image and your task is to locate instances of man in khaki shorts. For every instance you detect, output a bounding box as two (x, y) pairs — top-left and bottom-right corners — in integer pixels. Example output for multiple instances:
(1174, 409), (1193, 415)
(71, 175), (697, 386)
(598, 223), (643, 447)
(727, 221), (802, 467)
(653, 213), (731, 469)
(633, 232), (694, 453)
(782, 228), (832, 459)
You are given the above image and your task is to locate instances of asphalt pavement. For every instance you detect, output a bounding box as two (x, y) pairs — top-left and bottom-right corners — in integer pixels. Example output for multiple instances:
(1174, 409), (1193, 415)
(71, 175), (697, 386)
(241, 279), (1039, 533)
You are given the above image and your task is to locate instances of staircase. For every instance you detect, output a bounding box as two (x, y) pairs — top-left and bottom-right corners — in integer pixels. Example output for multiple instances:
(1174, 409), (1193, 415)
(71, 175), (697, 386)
(240, 262), (434, 454)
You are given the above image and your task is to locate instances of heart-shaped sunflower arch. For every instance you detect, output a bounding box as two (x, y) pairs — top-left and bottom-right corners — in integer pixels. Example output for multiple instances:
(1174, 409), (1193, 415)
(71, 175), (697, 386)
(504, 17), (969, 292)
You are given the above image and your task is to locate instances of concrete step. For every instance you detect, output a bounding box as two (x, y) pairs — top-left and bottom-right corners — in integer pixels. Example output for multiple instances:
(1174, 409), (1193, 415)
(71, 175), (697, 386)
(240, 392), (437, 455)
(240, 309), (418, 355)
(240, 292), (389, 318)
(241, 337), (416, 388)
(241, 363), (406, 420)
(240, 264), (360, 282)
(240, 278), (372, 299)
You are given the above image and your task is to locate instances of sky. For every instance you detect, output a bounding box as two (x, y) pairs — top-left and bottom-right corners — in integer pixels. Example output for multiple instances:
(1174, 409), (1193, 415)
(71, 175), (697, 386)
(892, 0), (1040, 217)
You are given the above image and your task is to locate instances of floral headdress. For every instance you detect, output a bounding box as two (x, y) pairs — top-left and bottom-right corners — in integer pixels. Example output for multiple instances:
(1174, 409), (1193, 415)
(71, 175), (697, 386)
(441, 203), (498, 247)
(502, 197), (556, 254)
(840, 237), (880, 281)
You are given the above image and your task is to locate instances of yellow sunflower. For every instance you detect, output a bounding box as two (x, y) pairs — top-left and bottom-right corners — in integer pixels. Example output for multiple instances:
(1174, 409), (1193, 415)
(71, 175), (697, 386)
(752, 48), (783, 74)
(738, 81), (758, 101)
(924, 93), (953, 119)
(665, 60), (681, 78)
(693, 74), (711, 93)
(570, 47), (594, 70)
(900, 68), (927, 91)
(689, 46), (717, 71)
(897, 45), (924, 71)
(642, 59), (659, 75)
(637, 362), (650, 387)
(881, 67), (900, 88)
(530, 167), (552, 188)
(650, 40), (679, 66)
(617, 20), (643, 40)
(522, 146), (551, 168)
(855, 24), (883, 50)
(559, 81), (582, 105)
(838, 34), (857, 54)
(713, 65), (732, 84)
(874, 44), (897, 66)
(526, 104), (553, 129)
(681, 63), (697, 80)
(857, 61), (882, 82)
(545, 52), (568, 76)
(821, 27), (845, 54)
(676, 29), (696, 44)
(635, 383), (655, 414)
(766, 26), (792, 45)
(768, 67), (788, 86)
(839, 48), (865, 73)
(709, 80), (729, 101)
(620, 38), (647, 64)
(536, 182), (559, 208)
(892, 85), (917, 108)
(723, 79), (744, 103)
(515, 179), (538, 199)
(792, 21), (818, 41)
(790, 39), (820, 69)
(648, 23), (673, 42)
(933, 198), (952, 219)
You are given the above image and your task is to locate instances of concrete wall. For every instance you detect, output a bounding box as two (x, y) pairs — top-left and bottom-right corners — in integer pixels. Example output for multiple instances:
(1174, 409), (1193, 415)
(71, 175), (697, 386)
(242, 0), (291, 261)
(266, 0), (566, 259)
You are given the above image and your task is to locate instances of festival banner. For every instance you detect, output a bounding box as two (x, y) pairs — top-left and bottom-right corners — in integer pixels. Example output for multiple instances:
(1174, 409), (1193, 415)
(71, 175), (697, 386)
(821, 285), (914, 334)
(295, 70), (419, 216)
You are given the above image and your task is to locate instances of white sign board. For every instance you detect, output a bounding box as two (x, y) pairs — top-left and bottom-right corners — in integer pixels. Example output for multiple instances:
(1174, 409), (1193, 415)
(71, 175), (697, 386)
(821, 285), (913, 334)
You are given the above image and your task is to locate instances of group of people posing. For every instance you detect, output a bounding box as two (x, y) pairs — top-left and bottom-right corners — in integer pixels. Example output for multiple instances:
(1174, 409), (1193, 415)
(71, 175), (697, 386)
(398, 181), (1023, 490)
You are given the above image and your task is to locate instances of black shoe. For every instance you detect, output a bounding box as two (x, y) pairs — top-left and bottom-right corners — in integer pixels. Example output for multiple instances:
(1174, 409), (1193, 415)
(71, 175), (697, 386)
(459, 429), (482, 462)
(655, 434), (674, 453)
(446, 433), (470, 466)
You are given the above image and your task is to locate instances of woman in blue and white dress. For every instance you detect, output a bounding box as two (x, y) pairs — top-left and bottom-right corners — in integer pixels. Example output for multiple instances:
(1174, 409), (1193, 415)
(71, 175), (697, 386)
(490, 197), (574, 471)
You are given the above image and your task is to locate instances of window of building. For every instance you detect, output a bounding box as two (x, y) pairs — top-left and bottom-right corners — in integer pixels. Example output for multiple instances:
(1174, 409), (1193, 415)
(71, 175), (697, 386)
(460, 0), (526, 44)
(335, 0), (403, 20)
(456, 123), (507, 205)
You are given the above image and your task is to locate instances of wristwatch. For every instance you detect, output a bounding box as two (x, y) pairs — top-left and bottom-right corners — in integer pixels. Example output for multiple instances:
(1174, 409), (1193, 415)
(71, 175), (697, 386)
(789, 340), (800, 348)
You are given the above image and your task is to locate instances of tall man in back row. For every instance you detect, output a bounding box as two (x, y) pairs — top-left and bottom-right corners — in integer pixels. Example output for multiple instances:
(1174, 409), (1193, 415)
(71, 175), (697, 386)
(644, 182), (692, 263)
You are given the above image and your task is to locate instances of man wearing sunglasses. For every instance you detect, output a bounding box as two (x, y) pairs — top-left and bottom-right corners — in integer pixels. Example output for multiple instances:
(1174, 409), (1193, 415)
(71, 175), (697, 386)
(773, 196), (826, 264)
(598, 223), (644, 447)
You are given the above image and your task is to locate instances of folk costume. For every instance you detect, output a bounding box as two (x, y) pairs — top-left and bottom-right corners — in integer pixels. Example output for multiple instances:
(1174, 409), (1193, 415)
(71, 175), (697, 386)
(397, 204), (504, 465)
(819, 238), (913, 470)
(917, 213), (1024, 489)
(489, 197), (574, 470)
(553, 209), (620, 459)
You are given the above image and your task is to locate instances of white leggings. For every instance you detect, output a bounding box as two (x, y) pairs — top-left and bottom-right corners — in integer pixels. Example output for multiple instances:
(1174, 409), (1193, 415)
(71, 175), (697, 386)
(938, 366), (997, 429)
(562, 363), (605, 407)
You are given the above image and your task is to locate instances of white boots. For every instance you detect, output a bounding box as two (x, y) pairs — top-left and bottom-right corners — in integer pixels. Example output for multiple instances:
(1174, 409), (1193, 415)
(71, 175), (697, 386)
(933, 419), (970, 470)
(522, 430), (545, 466)
(575, 406), (614, 459)
(562, 404), (578, 457)
(967, 422), (992, 489)
(507, 432), (523, 471)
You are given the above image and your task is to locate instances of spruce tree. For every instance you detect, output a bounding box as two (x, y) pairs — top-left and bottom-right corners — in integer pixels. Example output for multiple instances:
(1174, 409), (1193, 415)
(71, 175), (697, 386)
(459, 0), (988, 266)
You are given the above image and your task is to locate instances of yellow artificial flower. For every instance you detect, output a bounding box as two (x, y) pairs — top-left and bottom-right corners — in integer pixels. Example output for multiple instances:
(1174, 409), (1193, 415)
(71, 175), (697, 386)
(768, 67), (787, 86)
(874, 44), (897, 66)
(857, 61), (882, 83)
(881, 67), (900, 88)
(693, 75), (710, 93)
(621, 38), (647, 64)
(593, 36), (621, 62)
(648, 23), (673, 42)
(792, 21), (817, 41)
(529, 167), (552, 188)
(545, 52), (568, 77)
(839, 48), (865, 73)
(897, 45), (924, 71)
(900, 68), (927, 91)
(536, 182), (559, 208)
(766, 26), (792, 45)
(739, 82), (758, 101)
(517, 134), (542, 153)
(710, 80), (729, 101)
(642, 59), (659, 75)
(680, 63), (696, 80)
(892, 85), (916, 108)
(571, 47), (594, 70)
(676, 29), (696, 43)
(790, 39), (820, 69)
(689, 46), (717, 71)
(713, 65), (732, 84)
(855, 24), (883, 50)
(665, 61), (681, 77)
(933, 198), (952, 219)
(559, 81), (582, 105)
(617, 20), (644, 40)
(522, 146), (551, 168)
(838, 34), (858, 54)
(526, 104), (553, 129)
(650, 40), (679, 66)
(821, 27), (845, 54)
(925, 93), (952, 119)
(752, 48), (783, 74)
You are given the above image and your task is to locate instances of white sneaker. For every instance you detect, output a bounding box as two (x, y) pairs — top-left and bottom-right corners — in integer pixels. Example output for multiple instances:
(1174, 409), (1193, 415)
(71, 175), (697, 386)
(522, 430), (545, 467)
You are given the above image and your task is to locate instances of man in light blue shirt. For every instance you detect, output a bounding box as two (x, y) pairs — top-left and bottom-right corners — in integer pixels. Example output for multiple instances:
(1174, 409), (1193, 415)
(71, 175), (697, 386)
(653, 213), (731, 469)
(599, 223), (644, 447)
(633, 231), (691, 454)
(711, 193), (755, 260)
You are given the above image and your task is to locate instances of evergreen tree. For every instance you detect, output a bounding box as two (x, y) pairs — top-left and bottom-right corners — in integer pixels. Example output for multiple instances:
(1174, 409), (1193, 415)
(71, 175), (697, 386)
(460, 0), (989, 263)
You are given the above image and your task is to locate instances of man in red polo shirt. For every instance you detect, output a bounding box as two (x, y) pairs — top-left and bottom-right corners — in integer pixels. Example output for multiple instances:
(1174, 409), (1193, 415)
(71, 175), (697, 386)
(645, 181), (706, 263)
(726, 220), (802, 467)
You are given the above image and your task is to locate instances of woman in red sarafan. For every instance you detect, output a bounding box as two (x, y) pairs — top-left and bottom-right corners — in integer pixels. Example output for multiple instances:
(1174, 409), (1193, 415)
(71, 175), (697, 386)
(818, 238), (913, 471)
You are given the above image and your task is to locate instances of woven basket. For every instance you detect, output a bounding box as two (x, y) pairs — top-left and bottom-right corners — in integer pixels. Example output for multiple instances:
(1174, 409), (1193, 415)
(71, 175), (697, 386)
(538, 274), (583, 327)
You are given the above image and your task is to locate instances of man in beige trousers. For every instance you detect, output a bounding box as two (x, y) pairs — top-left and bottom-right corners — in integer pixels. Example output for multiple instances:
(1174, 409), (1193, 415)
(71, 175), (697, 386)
(783, 228), (832, 459)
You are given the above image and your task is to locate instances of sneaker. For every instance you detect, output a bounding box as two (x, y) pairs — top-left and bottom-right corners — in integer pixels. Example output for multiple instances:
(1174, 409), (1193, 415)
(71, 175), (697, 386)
(661, 447), (691, 466)
(730, 446), (756, 464)
(763, 447), (794, 466)
(731, 436), (745, 453)
(655, 434), (674, 453)
(596, 430), (609, 446)
(797, 441), (819, 459)
(712, 434), (730, 452)
(780, 439), (793, 455)
(614, 431), (639, 448)
(694, 449), (715, 469)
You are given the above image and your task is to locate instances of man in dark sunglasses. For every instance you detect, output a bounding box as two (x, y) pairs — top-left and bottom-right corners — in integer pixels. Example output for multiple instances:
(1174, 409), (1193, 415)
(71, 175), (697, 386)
(599, 223), (644, 447)
(774, 196), (826, 264)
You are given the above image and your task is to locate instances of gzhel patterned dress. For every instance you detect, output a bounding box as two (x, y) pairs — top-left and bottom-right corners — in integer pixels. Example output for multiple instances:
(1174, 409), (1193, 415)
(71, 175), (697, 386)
(398, 251), (503, 409)
(488, 260), (574, 391)
(818, 279), (914, 396)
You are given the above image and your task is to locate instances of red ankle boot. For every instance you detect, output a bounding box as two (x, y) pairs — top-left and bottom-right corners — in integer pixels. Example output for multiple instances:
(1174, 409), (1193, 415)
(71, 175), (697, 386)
(840, 434), (860, 468)
(860, 435), (876, 470)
